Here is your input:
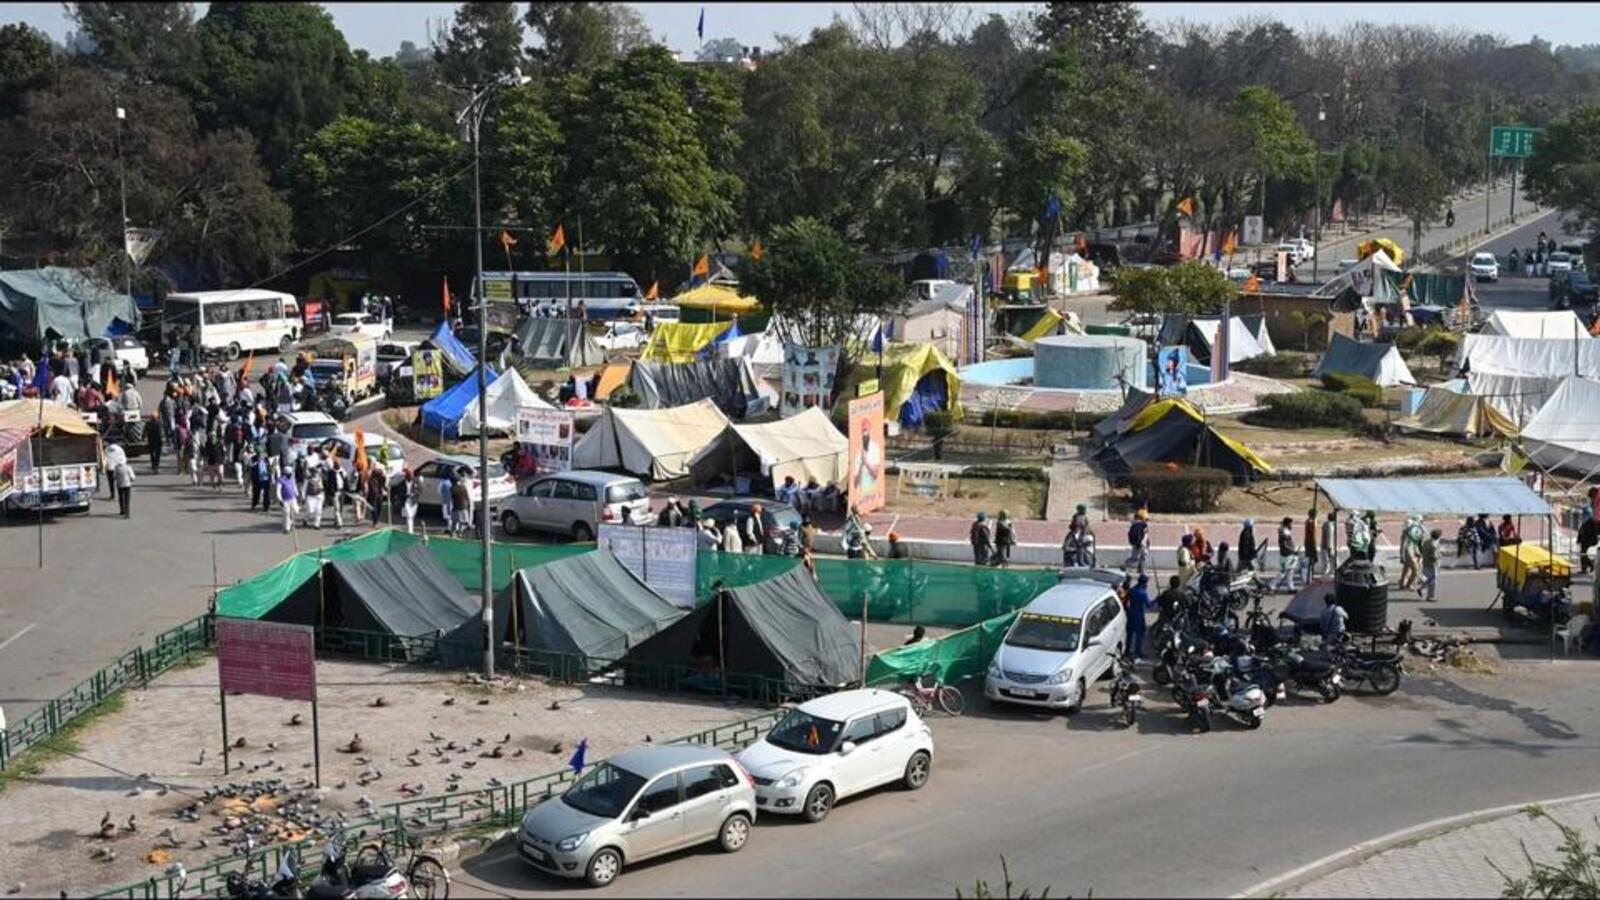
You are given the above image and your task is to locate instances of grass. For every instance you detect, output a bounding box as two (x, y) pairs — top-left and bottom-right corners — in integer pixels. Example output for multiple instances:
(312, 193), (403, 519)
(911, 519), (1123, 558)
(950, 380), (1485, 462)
(883, 475), (1048, 520)
(0, 694), (126, 795)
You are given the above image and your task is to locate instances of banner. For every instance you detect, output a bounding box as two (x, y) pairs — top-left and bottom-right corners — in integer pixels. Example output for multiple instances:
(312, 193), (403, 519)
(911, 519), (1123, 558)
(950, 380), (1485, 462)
(1157, 346), (1189, 398)
(123, 227), (161, 266)
(0, 446), (15, 503)
(515, 407), (574, 474)
(896, 463), (949, 500)
(781, 343), (841, 418)
(596, 524), (699, 608)
(848, 391), (886, 514)
(411, 348), (444, 400)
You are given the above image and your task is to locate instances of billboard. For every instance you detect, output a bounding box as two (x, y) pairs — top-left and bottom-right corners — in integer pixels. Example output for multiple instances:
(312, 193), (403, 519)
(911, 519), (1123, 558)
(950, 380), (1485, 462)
(216, 618), (317, 703)
(781, 344), (841, 418)
(847, 391), (886, 514)
(596, 524), (699, 608)
(515, 407), (574, 474)
(411, 348), (444, 400)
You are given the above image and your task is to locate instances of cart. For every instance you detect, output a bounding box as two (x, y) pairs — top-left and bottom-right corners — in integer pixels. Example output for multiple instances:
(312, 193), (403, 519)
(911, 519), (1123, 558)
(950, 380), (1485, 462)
(1494, 544), (1572, 625)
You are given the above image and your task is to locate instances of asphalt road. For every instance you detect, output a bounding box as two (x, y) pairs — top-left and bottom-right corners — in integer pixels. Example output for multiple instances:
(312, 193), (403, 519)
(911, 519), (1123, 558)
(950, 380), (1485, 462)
(1439, 209), (1577, 313)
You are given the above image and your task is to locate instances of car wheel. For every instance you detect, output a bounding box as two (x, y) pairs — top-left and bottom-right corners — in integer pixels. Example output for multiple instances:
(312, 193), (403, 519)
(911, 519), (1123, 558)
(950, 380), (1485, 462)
(718, 813), (751, 852)
(903, 750), (931, 790)
(1063, 678), (1086, 716)
(802, 783), (834, 823)
(226, 342), (242, 361)
(279, 335), (294, 352)
(572, 521), (594, 543)
(584, 848), (622, 887)
(500, 511), (521, 536)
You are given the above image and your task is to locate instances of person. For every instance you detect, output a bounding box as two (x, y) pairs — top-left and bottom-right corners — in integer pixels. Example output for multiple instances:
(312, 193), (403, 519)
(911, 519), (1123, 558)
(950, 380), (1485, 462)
(1190, 526), (1212, 566)
(204, 424), (226, 492)
(904, 625), (927, 646)
(970, 512), (993, 567)
(1579, 512), (1599, 575)
(1126, 574), (1151, 659)
(800, 546), (818, 581)
(993, 509), (1016, 567)
(185, 422), (204, 486)
(887, 531), (910, 559)
(1445, 209), (1455, 228)
(1347, 512), (1371, 564)
(324, 459), (346, 528)
(1069, 503), (1090, 535)
(147, 411), (163, 474)
(113, 453), (135, 517)
(696, 517), (721, 551)
(1176, 534), (1197, 589)
(1156, 575), (1186, 623)
(720, 517), (744, 554)
(776, 476), (800, 507)
(1474, 513), (1498, 565)
(399, 468), (419, 533)
(448, 469), (470, 535)
(1319, 594), (1349, 642)
(1397, 515), (1420, 591)
(1497, 514), (1521, 547)
(799, 515), (818, 556)
(1419, 528), (1441, 603)
(1237, 518), (1258, 573)
(1300, 509), (1319, 583)
(1273, 517), (1298, 591)
(277, 469), (299, 533)
(1213, 541), (1232, 574)
(657, 497), (686, 528)
(303, 458), (325, 528)
(249, 451), (270, 511)
(1125, 508), (1150, 575)
(1525, 248), (1535, 278)
(103, 439), (128, 501)
(741, 505), (768, 555)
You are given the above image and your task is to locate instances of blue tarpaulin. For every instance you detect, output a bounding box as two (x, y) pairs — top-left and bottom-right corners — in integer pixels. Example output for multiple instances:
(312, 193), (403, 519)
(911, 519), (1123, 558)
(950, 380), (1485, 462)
(426, 322), (476, 377)
(898, 369), (948, 428)
(420, 364), (498, 438)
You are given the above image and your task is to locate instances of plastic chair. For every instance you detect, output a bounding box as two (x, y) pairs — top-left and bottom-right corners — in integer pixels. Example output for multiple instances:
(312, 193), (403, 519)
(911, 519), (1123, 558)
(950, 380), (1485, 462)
(1556, 614), (1589, 656)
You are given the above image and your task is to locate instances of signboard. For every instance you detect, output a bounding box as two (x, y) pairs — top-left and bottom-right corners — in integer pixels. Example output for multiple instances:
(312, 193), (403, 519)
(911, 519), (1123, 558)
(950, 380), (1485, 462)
(847, 391), (886, 514)
(1491, 126), (1538, 158)
(482, 277), (515, 302)
(411, 348), (444, 400)
(781, 344), (841, 418)
(1242, 215), (1264, 246)
(1157, 346), (1189, 398)
(216, 618), (317, 703)
(0, 446), (15, 503)
(596, 524), (699, 608)
(896, 464), (949, 500)
(515, 407), (574, 474)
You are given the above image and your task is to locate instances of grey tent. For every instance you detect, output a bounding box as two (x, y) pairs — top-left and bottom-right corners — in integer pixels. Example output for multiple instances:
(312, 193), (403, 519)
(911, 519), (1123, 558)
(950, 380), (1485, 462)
(1090, 388), (1153, 448)
(1315, 332), (1416, 387)
(504, 317), (603, 369)
(503, 551), (685, 666)
(0, 267), (140, 344)
(623, 567), (862, 693)
(627, 357), (763, 419)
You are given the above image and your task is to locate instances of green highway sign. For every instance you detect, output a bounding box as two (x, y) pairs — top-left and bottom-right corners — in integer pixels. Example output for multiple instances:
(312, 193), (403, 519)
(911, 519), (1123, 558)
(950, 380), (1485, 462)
(1491, 126), (1538, 158)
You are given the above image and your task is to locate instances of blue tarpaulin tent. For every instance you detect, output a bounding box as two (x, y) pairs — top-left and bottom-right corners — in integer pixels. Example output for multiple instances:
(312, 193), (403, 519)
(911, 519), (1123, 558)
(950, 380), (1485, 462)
(426, 322), (476, 376)
(420, 364), (498, 438)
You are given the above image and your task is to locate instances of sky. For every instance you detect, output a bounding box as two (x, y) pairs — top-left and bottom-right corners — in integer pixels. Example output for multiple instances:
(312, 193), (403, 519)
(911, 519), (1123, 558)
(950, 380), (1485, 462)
(1, 2), (1595, 57)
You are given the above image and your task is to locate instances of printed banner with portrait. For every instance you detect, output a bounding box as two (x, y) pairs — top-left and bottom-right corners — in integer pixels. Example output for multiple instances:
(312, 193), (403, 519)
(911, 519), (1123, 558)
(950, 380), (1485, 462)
(781, 344), (841, 418)
(411, 349), (444, 400)
(847, 391), (886, 514)
(1156, 346), (1189, 398)
(514, 407), (574, 475)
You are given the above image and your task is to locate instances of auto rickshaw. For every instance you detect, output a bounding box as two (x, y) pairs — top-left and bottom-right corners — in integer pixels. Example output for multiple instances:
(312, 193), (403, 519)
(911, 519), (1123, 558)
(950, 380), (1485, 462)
(1496, 543), (1572, 625)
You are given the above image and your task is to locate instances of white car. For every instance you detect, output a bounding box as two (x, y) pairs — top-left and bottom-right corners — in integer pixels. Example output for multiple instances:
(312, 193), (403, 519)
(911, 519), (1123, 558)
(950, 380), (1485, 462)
(83, 336), (151, 376)
(499, 470), (651, 542)
(1275, 238), (1314, 265)
(272, 411), (343, 459)
(594, 321), (647, 352)
(413, 455), (517, 513)
(1469, 252), (1500, 283)
(1547, 251), (1575, 274)
(984, 572), (1128, 713)
(316, 435), (407, 481)
(329, 312), (392, 340)
(736, 689), (933, 823)
(375, 341), (417, 381)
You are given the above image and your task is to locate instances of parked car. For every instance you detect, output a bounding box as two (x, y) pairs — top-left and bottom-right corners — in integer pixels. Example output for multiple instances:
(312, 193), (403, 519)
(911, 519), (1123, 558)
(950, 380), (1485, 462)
(698, 499), (801, 551)
(518, 744), (756, 888)
(735, 689), (933, 823)
(272, 411), (343, 459)
(1550, 269), (1600, 310)
(983, 572), (1128, 713)
(1547, 251), (1575, 275)
(82, 335), (151, 377)
(328, 312), (392, 340)
(1559, 241), (1587, 268)
(316, 434), (407, 481)
(375, 340), (417, 381)
(499, 469), (651, 541)
(1275, 238), (1314, 265)
(594, 321), (648, 352)
(455, 325), (510, 362)
(413, 454), (517, 513)
(1469, 252), (1500, 283)
(628, 303), (682, 325)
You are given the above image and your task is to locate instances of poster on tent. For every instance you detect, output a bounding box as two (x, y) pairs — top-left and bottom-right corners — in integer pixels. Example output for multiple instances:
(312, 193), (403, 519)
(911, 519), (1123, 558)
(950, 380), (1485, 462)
(597, 524), (699, 608)
(781, 343), (841, 418)
(0, 445), (15, 503)
(847, 391), (886, 515)
(411, 349), (444, 400)
(1157, 347), (1189, 398)
(515, 407), (573, 474)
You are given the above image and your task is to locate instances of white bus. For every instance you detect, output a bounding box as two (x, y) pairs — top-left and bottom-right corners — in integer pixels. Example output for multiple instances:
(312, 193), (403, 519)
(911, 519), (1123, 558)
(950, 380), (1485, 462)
(162, 289), (302, 360)
(478, 271), (643, 321)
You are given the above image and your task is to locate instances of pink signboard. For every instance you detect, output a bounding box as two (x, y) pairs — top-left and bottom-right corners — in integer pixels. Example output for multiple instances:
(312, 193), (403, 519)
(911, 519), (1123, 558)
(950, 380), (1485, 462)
(216, 618), (317, 703)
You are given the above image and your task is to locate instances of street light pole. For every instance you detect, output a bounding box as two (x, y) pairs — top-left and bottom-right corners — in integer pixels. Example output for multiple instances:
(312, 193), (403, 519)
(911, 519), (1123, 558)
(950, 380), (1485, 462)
(114, 100), (131, 299)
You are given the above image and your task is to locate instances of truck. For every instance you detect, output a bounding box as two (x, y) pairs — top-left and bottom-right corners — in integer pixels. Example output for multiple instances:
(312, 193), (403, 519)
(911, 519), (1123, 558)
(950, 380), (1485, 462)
(305, 335), (378, 420)
(0, 400), (103, 514)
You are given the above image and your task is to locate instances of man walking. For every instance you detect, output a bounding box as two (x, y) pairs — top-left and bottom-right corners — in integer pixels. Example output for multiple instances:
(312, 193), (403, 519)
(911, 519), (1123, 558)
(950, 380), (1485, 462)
(1273, 516), (1298, 592)
(449, 469), (471, 537)
(1237, 518), (1258, 573)
(1126, 574), (1151, 659)
(1125, 508), (1150, 576)
(277, 469), (299, 533)
(1320, 510), (1338, 576)
(1419, 528), (1441, 603)
(970, 512), (993, 567)
(113, 453), (135, 518)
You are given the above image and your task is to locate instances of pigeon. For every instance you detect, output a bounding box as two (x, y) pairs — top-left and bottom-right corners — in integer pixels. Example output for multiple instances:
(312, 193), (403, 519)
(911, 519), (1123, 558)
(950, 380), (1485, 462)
(195, 839), (209, 850)
(442, 698), (456, 707)
(266, 741), (279, 751)
(461, 760), (476, 769)
(407, 757), (422, 768)
(233, 737), (247, 748)
(355, 757), (371, 766)
(428, 731), (444, 742)
(334, 780), (347, 790)
(341, 735), (364, 754)
(446, 784), (459, 793)
(484, 746), (504, 759)
(644, 734), (653, 743)
(287, 713), (304, 726)
(124, 814), (138, 834)
(548, 700), (561, 711)
(487, 778), (503, 788)
(549, 742), (563, 755)
(473, 737), (485, 747)
(444, 741), (460, 752)
(91, 847), (116, 862)
(371, 696), (388, 708)
(476, 699), (490, 706)
(498, 733), (511, 744)
(512, 748), (524, 758)
(195, 749), (207, 766)
(100, 811), (111, 831)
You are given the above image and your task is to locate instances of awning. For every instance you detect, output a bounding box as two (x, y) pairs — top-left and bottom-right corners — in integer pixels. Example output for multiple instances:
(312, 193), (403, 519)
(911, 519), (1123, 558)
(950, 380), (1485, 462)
(1316, 477), (1552, 516)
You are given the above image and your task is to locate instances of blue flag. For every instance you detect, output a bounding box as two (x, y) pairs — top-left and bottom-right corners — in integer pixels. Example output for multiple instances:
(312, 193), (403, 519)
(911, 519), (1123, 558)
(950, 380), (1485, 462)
(33, 356), (50, 395)
(568, 738), (588, 774)
(872, 323), (885, 354)
(970, 234), (982, 258)
(697, 7), (705, 40)
(1044, 194), (1062, 220)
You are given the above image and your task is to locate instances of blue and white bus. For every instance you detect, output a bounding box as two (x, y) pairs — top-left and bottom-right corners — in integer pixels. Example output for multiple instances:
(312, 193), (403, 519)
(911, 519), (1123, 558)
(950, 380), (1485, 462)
(478, 271), (643, 321)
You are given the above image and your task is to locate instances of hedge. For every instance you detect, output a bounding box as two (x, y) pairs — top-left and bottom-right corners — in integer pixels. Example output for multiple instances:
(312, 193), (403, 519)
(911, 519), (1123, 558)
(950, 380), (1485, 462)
(1244, 391), (1366, 430)
(1319, 372), (1384, 407)
(1127, 463), (1231, 513)
(1235, 351), (1314, 379)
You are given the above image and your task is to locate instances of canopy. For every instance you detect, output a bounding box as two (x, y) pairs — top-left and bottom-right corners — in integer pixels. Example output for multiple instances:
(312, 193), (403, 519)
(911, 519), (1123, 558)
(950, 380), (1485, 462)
(1358, 239), (1405, 266)
(1466, 371), (1566, 426)
(1316, 332), (1415, 387)
(0, 398), (100, 440)
(459, 366), (551, 437)
(624, 567), (862, 690)
(1481, 310), (1592, 340)
(1520, 376), (1600, 476)
(0, 267), (140, 343)
(1312, 250), (1402, 299)
(1186, 317), (1270, 365)
(671, 282), (762, 317)
(1396, 383), (1515, 438)
(639, 321), (733, 363)
(571, 399), (730, 480)
(425, 321), (476, 376)
(1316, 476), (1552, 516)
(841, 342), (963, 428)
(505, 317), (602, 369)
(264, 543), (477, 644)
(419, 364), (498, 438)
(628, 357), (763, 419)
(1090, 398), (1272, 485)
(689, 406), (848, 489)
(504, 551), (685, 665)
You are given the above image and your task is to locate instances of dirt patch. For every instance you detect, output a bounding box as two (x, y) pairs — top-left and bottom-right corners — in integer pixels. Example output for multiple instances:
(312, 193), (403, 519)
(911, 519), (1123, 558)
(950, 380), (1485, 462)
(883, 475), (1047, 520)
(380, 406), (517, 460)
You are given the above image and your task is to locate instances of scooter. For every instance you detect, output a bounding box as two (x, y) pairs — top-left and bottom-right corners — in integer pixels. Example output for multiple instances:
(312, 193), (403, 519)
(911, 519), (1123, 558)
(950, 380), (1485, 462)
(1204, 655), (1267, 729)
(308, 829), (441, 900)
(1107, 653), (1144, 728)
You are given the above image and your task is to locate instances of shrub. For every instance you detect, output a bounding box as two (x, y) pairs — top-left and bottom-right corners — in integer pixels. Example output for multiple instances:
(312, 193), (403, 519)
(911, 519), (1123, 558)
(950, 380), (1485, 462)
(1320, 372), (1384, 407)
(922, 410), (957, 436)
(973, 408), (1089, 431)
(1127, 463), (1231, 513)
(1235, 351), (1314, 379)
(1415, 330), (1462, 367)
(1244, 391), (1365, 430)
(960, 465), (1050, 483)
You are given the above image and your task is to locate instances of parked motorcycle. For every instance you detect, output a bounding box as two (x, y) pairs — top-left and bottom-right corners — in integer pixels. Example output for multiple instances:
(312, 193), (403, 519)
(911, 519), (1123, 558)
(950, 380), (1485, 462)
(1329, 638), (1404, 696)
(224, 848), (304, 899)
(1202, 655), (1267, 729)
(1107, 653), (1144, 728)
(311, 829), (450, 899)
(1262, 645), (1343, 703)
(1170, 657), (1214, 733)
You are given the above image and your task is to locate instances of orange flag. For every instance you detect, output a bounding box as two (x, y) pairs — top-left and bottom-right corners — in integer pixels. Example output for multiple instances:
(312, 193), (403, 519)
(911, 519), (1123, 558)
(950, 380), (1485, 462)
(749, 239), (764, 261)
(1243, 273), (1262, 294)
(645, 280), (660, 301)
(547, 223), (566, 256)
(240, 349), (256, 378)
(691, 253), (710, 281)
(499, 229), (518, 251)
(1177, 196), (1195, 217)
(104, 367), (119, 399)
(1222, 230), (1237, 256)
(353, 428), (369, 473)
(441, 276), (452, 317)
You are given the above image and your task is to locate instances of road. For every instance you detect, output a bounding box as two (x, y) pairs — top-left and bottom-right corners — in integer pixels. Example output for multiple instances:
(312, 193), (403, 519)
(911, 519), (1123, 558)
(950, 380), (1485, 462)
(452, 662), (1600, 898)
(1439, 209), (1578, 313)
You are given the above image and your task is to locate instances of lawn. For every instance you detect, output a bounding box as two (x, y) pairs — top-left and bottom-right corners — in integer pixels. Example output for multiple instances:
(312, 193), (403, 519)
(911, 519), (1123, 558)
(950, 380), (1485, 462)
(882, 473), (1048, 520)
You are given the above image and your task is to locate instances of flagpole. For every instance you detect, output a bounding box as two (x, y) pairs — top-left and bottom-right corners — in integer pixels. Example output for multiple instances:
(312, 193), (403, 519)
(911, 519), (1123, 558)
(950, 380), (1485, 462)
(564, 244), (572, 320)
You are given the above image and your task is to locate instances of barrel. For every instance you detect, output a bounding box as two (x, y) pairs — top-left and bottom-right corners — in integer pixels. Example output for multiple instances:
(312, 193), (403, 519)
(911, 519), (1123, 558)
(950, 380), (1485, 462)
(1336, 558), (1389, 633)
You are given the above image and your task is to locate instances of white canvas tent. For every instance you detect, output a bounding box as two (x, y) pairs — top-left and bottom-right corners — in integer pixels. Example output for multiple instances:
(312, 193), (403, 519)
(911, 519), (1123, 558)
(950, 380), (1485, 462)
(1311, 249), (1403, 299)
(1316, 332), (1416, 387)
(1239, 314), (1277, 356)
(570, 399), (730, 480)
(458, 367), (551, 437)
(1520, 376), (1600, 476)
(1457, 334), (1600, 379)
(1465, 371), (1566, 427)
(1188, 317), (1270, 365)
(1481, 310), (1592, 340)
(688, 406), (848, 489)
(1397, 382), (1514, 438)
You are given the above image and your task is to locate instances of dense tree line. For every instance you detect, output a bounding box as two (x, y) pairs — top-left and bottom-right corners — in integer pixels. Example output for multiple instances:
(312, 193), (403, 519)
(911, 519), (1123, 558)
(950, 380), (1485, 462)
(0, 1), (1597, 296)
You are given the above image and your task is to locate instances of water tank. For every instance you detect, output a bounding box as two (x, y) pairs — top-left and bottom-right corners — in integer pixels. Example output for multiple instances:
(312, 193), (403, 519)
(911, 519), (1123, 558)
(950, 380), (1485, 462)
(1033, 335), (1149, 390)
(1335, 559), (1389, 633)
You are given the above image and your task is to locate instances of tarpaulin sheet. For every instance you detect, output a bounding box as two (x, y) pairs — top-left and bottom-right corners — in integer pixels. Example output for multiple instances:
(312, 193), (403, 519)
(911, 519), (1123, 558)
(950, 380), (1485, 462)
(1457, 334), (1600, 380)
(866, 611), (1018, 685)
(639, 322), (733, 364)
(426, 321), (476, 376)
(1378, 270), (1466, 305)
(1467, 371), (1566, 426)
(508, 550), (685, 660)
(1316, 332), (1416, 386)
(316, 543), (478, 636)
(1396, 385), (1515, 438)
(1018, 309), (1065, 342)
(217, 530), (422, 619)
(628, 357), (761, 419)
(419, 364), (499, 438)
(1316, 476), (1552, 516)
(1481, 310), (1591, 340)
(506, 318), (602, 369)
(570, 399), (729, 480)
(0, 267), (140, 343)
(689, 406), (848, 489)
(672, 282), (761, 316)
(1520, 376), (1600, 476)
(458, 366), (550, 437)
(1092, 398), (1272, 485)
(839, 342), (963, 426)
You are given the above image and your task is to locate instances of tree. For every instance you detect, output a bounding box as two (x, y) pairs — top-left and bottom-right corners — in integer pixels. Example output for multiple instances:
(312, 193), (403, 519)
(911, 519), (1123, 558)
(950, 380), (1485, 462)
(1109, 260), (1237, 317)
(1231, 85), (1315, 227)
(481, 82), (564, 230)
(1525, 105), (1600, 235)
(0, 23), (57, 118)
(66, 2), (198, 86)
(1390, 147), (1450, 263)
(433, 1), (525, 88)
(525, 2), (650, 75)
(697, 37), (745, 63)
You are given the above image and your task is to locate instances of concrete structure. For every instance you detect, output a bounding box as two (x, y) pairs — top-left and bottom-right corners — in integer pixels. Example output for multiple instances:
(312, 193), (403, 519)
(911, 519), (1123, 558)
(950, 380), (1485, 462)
(1033, 334), (1149, 390)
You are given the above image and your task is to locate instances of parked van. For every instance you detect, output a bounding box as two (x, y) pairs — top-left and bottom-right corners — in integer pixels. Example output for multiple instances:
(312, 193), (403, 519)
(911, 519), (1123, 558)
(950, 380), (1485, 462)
(984, 570), (1128, 713)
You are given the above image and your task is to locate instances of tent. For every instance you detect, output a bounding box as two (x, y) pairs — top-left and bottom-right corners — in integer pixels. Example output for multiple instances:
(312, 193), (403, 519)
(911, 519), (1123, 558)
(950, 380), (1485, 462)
(0, 267), (140, 343)
(1519, 376), (1600, 476)
(500, 551), (685, 666)
(1377, 270), (1468, 307)
(571, 399), (730, 480)
(623, 567), (862, 690)
(425, 321), (476, 376)
(1466, 371), (1566, 426)
(720, 327), (785, 367)
(593, 362), (631, 400)
(1315, 332), (1416, 386)
(1089, 388), (1154, 449)
(504, 317), (602, 369)
(840, 342), (964, 428)
(688, 406), (848, 490)
(1456, 334), (1600, 380)
(1185, 317), (1270, 365)
(1237, 314), (1278, 356)
(888, 289), (968, 361)
(263, 543), (478, 647)
(639, 321), (733, 363)
(628, 357), (763, 419)
(419, 364), (498, 438)
(671, 282), (761, 317)
(1396, 383), (1515, 438)
(459, 366), (551, 437)
(1017, 309), (1066, 342)
(1481, 310), (1592, 340)
(1312, 249), (1403, 299)
(1091, 397), (1272, 485)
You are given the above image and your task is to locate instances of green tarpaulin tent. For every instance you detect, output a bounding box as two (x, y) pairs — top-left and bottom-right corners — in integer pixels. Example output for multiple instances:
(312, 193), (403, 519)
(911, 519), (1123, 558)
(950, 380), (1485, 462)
(0, 267), (140, 343)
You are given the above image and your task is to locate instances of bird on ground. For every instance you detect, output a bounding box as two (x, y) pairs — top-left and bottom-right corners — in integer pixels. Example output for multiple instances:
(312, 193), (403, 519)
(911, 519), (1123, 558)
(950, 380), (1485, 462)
(233, 737), (247, 748)
(196, 749), (207, 765)
(287, 713), (304, 726)
(548, 700), (561, 711)
(498, 733), (511, 744)
(342, 735), (364, 754)
(476, 698), (490, 706)
(371, 696), (388, 708)
(512, 748), (524, 758)
(124, 814), (138, 834)
(442, 697), (455, 707)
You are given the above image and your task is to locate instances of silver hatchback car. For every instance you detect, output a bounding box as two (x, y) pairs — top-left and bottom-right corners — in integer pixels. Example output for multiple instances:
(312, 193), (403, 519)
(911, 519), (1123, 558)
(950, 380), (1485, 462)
(518, 744), (757, 887)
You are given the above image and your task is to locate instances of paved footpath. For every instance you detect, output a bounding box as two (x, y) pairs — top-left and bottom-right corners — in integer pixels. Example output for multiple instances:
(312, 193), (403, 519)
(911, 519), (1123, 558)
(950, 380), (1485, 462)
(1278, 794), (1600, 898)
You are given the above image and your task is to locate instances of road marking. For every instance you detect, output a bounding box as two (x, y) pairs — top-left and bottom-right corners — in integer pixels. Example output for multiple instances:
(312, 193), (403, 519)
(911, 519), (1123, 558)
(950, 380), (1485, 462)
(0, 623), (36, 653)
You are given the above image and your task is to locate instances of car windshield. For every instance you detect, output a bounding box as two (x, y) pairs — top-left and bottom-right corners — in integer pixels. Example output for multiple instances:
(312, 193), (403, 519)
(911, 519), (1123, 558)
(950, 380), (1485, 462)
(765, 708), (845, 755)
(1005, 612), (1083, 652)
(293, 422), (341, 440)
(606, 481), (647, 503)
(562, 762), (647, 820)
(1473, 255), (1495, 264)
(1551, 252), (1571, 262)
(114, 337), (141, 349)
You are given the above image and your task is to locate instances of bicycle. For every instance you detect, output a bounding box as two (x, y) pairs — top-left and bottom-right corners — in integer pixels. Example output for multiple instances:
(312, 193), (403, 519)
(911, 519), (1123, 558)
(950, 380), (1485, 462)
(897, 671), (965, 717)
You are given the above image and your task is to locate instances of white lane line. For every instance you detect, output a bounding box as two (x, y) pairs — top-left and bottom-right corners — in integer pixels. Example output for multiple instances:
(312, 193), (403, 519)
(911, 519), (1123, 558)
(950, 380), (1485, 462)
(0, 622), (36, 653)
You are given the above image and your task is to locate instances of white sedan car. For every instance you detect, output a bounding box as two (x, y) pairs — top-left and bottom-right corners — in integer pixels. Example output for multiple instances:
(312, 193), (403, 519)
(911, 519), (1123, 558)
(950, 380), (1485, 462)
(1469, 252), (1500, 282)
(594, 321), (648, 352)
(328, 312), (392, 340)
(736, 689), (933, 823)
(412, 455), (517, 512)
(1275, 238), (1315, 265)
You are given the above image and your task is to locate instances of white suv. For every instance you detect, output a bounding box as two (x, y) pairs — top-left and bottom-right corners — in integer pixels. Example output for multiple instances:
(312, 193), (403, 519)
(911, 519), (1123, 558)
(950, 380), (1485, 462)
(984, 573), (1128, 713)
(1276, 238), (1315, 265)
(1469, 252), (1500, 283)
(737, 689), (933, 823)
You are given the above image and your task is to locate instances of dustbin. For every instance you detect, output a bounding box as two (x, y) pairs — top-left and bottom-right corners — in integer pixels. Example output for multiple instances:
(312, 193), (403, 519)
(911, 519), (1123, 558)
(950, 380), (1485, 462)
(1336, 558), (1389, 633)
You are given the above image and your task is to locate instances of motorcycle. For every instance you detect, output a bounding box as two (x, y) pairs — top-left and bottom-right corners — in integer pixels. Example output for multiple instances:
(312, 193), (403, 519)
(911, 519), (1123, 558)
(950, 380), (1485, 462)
(310, 828), (451, 899)
(224, 848), (304, 898)
(1329, 638), (1403, 696)
(1203, 655), (1267, 729)
(1262, 644), (1343, 703)
(1107, 653), (1144, 728)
